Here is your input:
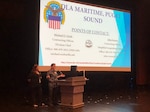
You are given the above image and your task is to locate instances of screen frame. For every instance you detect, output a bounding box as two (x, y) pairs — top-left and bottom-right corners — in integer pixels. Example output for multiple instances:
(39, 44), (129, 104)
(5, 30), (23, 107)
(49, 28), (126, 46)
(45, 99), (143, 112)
(37, 0), (133, 72)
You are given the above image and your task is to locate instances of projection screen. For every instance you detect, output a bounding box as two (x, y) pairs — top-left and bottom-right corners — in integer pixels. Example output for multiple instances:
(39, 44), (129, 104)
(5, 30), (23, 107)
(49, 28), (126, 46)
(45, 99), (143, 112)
(38, 0), (131, 71)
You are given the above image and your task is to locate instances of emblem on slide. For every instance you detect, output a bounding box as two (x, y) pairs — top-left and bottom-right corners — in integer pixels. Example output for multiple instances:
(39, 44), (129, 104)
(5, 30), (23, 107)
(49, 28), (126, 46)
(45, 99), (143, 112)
(85, 40), (93, 48)
(44, 1), (65, 29)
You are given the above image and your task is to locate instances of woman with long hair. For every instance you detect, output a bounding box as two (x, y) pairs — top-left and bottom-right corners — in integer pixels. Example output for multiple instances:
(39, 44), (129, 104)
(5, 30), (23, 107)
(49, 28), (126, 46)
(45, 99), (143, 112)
(28, 64), (44, 107)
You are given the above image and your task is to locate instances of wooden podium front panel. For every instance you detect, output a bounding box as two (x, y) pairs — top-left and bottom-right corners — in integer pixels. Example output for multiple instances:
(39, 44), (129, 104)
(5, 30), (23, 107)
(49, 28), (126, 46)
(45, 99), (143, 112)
(61, 92), (84, 108)
(57, 80), (86, 86)
(60, 86), (84, 103)
(61, 93), (83, 104)
(58, 77), (86, 108)
(60, 86), (84, 93)
(72, 93), (83, 104)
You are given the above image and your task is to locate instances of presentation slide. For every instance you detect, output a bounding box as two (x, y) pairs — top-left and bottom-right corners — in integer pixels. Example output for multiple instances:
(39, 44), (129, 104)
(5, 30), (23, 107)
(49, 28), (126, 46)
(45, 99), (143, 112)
(38, 0), (131, 71)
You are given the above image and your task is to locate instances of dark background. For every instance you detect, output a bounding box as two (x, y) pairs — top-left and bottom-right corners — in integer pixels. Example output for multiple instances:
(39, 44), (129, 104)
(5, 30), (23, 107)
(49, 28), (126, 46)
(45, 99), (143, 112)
(0, 0), (150, 95)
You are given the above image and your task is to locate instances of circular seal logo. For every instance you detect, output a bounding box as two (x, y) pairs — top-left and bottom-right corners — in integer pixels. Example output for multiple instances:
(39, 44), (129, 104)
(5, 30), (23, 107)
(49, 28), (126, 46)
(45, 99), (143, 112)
(85, 40), (92, 48)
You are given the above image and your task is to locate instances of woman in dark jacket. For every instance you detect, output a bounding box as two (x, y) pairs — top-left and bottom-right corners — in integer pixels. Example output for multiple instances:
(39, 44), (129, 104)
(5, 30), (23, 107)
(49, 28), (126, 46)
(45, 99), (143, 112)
(28, 64), (43, 107)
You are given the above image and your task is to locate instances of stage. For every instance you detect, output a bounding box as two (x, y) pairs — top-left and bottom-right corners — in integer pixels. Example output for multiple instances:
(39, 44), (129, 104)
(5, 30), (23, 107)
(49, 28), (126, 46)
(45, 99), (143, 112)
(0, 86), (150, 112)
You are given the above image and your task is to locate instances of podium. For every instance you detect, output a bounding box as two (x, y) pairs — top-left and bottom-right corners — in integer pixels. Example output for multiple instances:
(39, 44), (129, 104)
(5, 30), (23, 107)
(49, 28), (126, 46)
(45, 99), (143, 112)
(57, 76), (86, 108)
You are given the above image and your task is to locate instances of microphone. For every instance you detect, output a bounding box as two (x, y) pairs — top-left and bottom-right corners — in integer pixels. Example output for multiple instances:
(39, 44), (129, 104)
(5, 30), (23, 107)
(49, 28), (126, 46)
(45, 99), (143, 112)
(57, 71), (63, 75)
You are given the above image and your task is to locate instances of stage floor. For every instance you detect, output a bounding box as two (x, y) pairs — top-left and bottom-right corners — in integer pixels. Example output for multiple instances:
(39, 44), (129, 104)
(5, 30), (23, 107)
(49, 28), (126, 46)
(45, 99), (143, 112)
(0, 86), (150, 112)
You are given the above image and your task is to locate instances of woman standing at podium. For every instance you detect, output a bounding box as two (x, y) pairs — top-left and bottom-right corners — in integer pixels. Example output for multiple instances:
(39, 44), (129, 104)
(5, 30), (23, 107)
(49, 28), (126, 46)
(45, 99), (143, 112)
(46, 63), (65, 106)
